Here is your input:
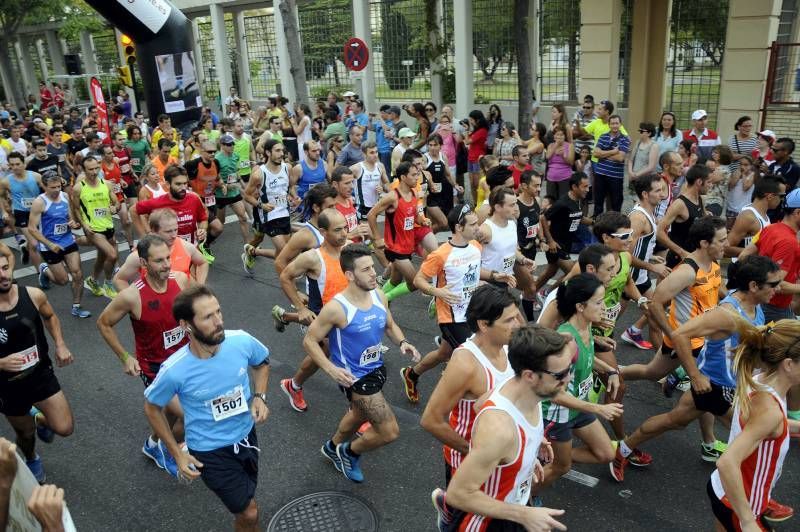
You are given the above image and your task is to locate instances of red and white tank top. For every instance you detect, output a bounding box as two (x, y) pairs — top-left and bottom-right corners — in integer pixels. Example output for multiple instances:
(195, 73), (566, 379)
(131, 273), (187, 378)
(445, 339), (514, 469)
(384, 188), (417, 254)
(458, 382), (544, 532)
(710, 379), (790, 520)
(335, 198), (360, 238)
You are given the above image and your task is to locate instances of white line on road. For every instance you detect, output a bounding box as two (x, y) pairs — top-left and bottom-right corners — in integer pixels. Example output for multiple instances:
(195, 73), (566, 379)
(564, 469), (599, 487)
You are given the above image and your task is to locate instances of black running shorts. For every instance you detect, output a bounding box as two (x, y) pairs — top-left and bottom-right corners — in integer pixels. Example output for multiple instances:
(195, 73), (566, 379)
(340, 365), (387, 401)
(691, 380), (734, 417)
(0, 363), (61, 417)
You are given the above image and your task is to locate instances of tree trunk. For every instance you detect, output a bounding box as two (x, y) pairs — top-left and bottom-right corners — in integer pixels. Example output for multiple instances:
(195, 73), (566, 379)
(514, 0), (532, 139)
(278, 0), (309, 106)
(0, 39), (25, 109)
(568, 32), (578, 102)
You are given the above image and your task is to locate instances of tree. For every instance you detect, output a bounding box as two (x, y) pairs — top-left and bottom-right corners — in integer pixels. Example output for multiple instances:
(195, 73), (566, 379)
(672, 0), (727, 67)
(380, 2), (427, 90)
(539, 0), (581, 102)
(472, 0), (515, 82)
(296, 0), (352, 84)
(514, 0), (533, 138)
(279, 0), (310, 107)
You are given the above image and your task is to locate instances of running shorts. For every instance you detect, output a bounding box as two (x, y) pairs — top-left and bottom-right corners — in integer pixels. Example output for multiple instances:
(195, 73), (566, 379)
(707, 479), (769, 532)
(41, 243), (79, 265)
(691, 380), (734, 417)
(384, 248), (413, 263)
(545, 411), (596, 442)
(440, 322), (472, 350)
(13, 210), (30, 228)
(340, 365), (387, 401)
(254, 216), (291, 238)
(0, 363), (61, 417)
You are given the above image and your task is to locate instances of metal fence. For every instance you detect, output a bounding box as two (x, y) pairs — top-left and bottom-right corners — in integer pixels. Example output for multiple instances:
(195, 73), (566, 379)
(617, 0), (634, 107)
(298, 0), (353, 99)
(243, 12), (280, 99)
(765, 42), (800, 105)
(472, 0), (517, 102)
(91, 28), (119, 75)
(195, 16), (240, 105)
(538, 0), (580, 104)
(665, 0), (728, 129)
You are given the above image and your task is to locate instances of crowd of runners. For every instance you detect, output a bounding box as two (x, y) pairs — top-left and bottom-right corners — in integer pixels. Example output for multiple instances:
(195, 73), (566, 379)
(0, 92), (799, 531)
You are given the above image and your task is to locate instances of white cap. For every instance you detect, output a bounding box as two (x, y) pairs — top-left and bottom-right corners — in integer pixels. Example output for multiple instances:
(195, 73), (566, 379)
(691, 109), (707, 121)
(759, 129), (777, 141)
(268, 93), (278, 99)
(342, 91), (356, 97)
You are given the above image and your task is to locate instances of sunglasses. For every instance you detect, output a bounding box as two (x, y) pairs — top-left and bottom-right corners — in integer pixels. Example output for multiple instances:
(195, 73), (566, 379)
(540, 346), (579, 381)
(611, 230), (633, 240)
(205, 150), (216, 154)
(457, 203), (473, 225)
(770, 146), (784, 152)
(221, 143), (234, 147)
(582, 106), (592, 110)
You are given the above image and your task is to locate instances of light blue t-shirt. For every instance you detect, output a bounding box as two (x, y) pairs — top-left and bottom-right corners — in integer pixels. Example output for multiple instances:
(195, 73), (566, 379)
(144, 330), (269, 452)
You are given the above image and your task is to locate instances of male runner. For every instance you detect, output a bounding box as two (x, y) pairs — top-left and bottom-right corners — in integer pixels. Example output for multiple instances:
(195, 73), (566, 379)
(111, 131), (136, 206)
(278, 209), (349, 411)
(0, 246), (74, 484)
(185, 141), (226, 251)
(442, 324), (566, 532)
(113, 208), (208, 289)
(27, 172), (90, 317)
(423, 134), (463, 232)
(45, 127), (71, 187)
(144, 285), (269, 531)
(1, 152), (43, 265)
(331, 165), (369, 241)
(351, 141), (390, 220)
(231, 120), (256, 225)
(420, 285), (519, 481)
(515, 170), (544, 320)
(71, 156), (120, 299)
(479, 186), (533, 288)
(657, 164), (710, 268)
(724, 176), (784, 258)
(26, 140), (60, 181)
(289, 140), (328, 206)
(400, 204), (500, 403)
(97, 234), (190, 478)
(304, 244), (420, 482)
(100, 144), (135, 250)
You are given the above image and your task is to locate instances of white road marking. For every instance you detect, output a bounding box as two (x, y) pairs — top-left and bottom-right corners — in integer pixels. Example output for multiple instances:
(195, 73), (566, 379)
(564, 469), (599, 487)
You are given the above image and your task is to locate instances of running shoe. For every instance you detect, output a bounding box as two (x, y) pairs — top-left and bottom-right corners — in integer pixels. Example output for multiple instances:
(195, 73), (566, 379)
(356, 422), (371, 437)
(38, 263), (51, 290)
(26, 454), (46, 484)
(20, 243), (30, 265)
(700, 440), (726, 462)
(242, 244), (256, 275)
(85, 276), (104, 296)
(662, 371), (690, 397)
(433, 336), (442, 347)
(142, 437), (165, 469)
(158, 440), (179, 478)
(611, 440), (653, 467)
(336, 441), (364, 483)
(30, 407), (54, 443)
(320, 440), (342, 472)
(763, 499), (794, 523)
(531, 495), (544, 507)
(198, 242), (215, 264)
(103, 283), (118, 299)
(427, 297), (436, 319)
(431, 488), (452, 532)
(609, 445), (628, 482)
(71, 305), (91, 318)
(400, 366), (420, 403)
(621, 327), (653, 350)
(272, 305), (288, 333)
(280, 378), (308, 412)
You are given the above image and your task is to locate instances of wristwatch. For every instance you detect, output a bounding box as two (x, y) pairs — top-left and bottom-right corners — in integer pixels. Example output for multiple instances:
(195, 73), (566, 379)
(253, 393), (267, 404)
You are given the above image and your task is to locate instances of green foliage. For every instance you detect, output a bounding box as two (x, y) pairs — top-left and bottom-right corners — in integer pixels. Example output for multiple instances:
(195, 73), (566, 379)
(472, 0), (514, 81)
(297, 0), (352, 81)
(310, 84), (351, 99)
(380, 3), (426, 90)
(671, 0), (728, 66)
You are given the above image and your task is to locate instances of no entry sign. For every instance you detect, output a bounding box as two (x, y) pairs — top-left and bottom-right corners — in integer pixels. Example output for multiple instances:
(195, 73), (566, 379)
(344, 37), (369, 71)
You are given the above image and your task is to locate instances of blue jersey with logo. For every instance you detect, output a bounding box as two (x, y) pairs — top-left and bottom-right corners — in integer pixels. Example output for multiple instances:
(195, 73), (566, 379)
(697, 294), (764, 387)
(296, 160), (327, 200)
(9, 172), (41, 212)
(144, 330), (269, 452)
(328, 290), (387, 379)
(37, 192), (75, 251)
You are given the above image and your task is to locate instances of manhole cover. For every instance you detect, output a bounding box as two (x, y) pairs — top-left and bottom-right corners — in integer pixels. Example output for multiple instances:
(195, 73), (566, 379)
(267, 491), (379, 532)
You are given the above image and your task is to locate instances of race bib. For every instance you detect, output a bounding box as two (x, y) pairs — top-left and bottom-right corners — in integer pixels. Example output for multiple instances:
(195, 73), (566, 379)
(359, 344), (384, 366)
(239, 160), (250, 169)
(21, 197), (34, 209)
(162, 325), (185, 350)
(526, 223), (539, 239)
(577, 375), (592, 399)
(112, 182), (122, 194)
(273, 195), (287, 207)
(204, 195), (216, 207)
(13, 345), (40, 372)
(345, 213), (358, 231)
(58, 154), (66, 163)
(131, 157), (141, 166)
(502, 256), (515, 272)
(603, 302), (622, 324)
(120, 163), (131, 174)
(569, 218), (580, 232)
(53, 223), (68, 236)
(403, 216), (414, 231)
(94, 207), (109, 218)
(210, 385), (248, 422)
(179, 233), (192, 242)
(432, 182), (442, 194)
(226, 174), (238, 184)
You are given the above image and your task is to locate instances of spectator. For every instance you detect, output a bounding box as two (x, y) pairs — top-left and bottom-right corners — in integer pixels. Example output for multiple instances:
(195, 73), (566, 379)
(326, 134), (344, 176)
(704, 145), (733, 217)
(572, 94), (597, 154)
(627, 121), (659, 191)
(341, 90), (357, 116)
(654, 111), (681, 165)
(344, 99), (369, 130)
(326, 91), (343, 118)
(486, 104), (503, 149)
(252, 106), (270, 137)
(728, 115), (757, 172)
(545, 125), (575, 199)
(766, 137), (800, 192)
(321, 109), (347, 142)
(465, 110), (489, 203)
(752, 129), (776, 167)
(336, 125), (365, 167)
(434, 113), (460, 179)
(526, 122), (547, 176)
(371, 104), (396, 171)
(423, 101), (438, 132)
(546, 103), (572, 144)
(38, 81), (53, 110)
(291, 103), (313, 164)
(493, 121), (520, 167)
(575, 145), (593, 187)
(682, 109), (720, 159)
(575, 99), (628, 163)
(592, 114), (630, 216)
(726, 154), (756, 225)
(405, 102), (430, 151)
(223, 86), (239, 115)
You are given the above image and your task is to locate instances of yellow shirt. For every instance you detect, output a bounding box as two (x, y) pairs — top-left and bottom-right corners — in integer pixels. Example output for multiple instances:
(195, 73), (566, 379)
(151, 128), (181, 159)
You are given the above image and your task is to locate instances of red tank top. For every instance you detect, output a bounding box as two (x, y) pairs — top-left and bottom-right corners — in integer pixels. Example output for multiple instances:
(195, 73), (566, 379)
(130, 273), (187, 377)
(335, 198), (362, 242)
(102, 161), (124, 202)
(384, 189), (416, 254)
(112, 147), (134, 183)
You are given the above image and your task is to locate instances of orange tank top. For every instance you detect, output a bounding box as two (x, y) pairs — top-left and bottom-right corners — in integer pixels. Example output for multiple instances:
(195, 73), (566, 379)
(139, 239), (192, 279)
(190, 160), (220, 208)
(307, 247), (348, 314)
(664, 258), (721, 350)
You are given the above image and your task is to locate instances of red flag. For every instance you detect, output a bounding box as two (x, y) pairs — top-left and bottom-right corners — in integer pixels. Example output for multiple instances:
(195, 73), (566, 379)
(89, 77), (112, 145)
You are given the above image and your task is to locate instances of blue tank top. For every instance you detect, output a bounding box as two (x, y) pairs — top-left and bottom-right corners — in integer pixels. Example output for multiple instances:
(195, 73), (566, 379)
(37, 192), (75, 251)
(328, 290), (387, 379)
(697, 293), (764, 388)
(296, 160), (327, 199)
(9, 172), (41, 212)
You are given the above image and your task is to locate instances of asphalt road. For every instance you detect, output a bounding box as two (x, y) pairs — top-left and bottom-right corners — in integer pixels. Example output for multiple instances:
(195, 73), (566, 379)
(1, 229), (798, 532)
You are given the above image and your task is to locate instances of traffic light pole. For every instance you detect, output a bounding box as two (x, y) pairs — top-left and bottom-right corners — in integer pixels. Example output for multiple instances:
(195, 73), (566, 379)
(128, 59), (142, 115)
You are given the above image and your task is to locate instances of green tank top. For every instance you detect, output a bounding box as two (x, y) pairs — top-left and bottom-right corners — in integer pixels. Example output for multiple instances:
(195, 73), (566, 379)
(79, 178), (114, 231)
(543, 322), (595, 423)
(214, 152), (241, 198)
(233, 135), (252, 176)
(206, 129), (221, 143)
(593, 252), (630, 337)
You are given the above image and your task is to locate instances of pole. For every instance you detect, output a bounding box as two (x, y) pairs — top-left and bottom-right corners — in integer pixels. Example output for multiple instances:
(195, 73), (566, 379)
(129, 63), (142, 114)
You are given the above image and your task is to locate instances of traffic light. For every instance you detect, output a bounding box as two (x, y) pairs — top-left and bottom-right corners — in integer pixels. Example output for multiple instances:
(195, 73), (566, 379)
(120, 34), (136, 65)
(117, 66), (132, 88)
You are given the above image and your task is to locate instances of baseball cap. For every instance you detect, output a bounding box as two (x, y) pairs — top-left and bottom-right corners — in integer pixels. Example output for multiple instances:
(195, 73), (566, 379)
(220, 134), (235, 145)
(785, 189), (800, 208)
(759, 129), (777, 141)
(342, 91), (356, 97)
(0, 111), (9, 120)
(397, 127), (415, 138)
(691, 109), (707, 121)
(388, 106), (402, 116)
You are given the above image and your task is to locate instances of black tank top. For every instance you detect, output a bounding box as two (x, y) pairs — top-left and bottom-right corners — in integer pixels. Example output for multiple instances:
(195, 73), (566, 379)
(426, 154), (451, 198)
(517, 197), (542, 259)
(667, 194), (705, 267)
(0, 285), (50, 383)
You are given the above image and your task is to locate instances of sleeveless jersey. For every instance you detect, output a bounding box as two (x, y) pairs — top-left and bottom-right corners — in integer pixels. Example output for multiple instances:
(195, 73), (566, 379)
(424, 152), (452, 201)
(258, 162), (290, 221)
(516, 198), (541, 260)
(130, 273), (187, 378)
(420, 240), (483, 324)
(384, 189), (417, 254)
(335, 198), (360, 236)
(112, 146), (134, 184)
(664, 258), (721, 350)
(139, 240), (192, 279)
(328, 290), (387, 379)
(710, 379), (790, 519)
(630, 203), (657, 285)
(697, 294), (764, 388)
(190, 159), (220, 208)
(9, 172), (41, 212)
(0, 286), (51, 384)
(739, 204), (770, 249)
(654, 174), (674, 221)
(307, 248), (349, 314)
(593, 252), (630, 337)
(102, 161), (124, 202)
(37, 192), (75, 251)
(543, 322), (595, 423)
(302, 221), (324, 248)
(666, 194), (704, 266)
(143, 182), (167, 200)
(233, 134), (252, 177)
(458, 383), (544, 532)
(355, 161), (383, 210)
(481, 218), (518, 275)
(78, 178), (114, 231)
(297, 160), (327, 200)
(444, 339), (514, 469)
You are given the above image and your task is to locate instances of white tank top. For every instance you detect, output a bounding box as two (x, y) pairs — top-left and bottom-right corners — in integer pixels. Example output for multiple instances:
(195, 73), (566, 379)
(355, 161), (383, 210)
(259, 162), (290, 221)
(481, 218), (518, 275)
(631, 203), (657, 285)
(740, 204), (770, 248)
(145, 183), (167, 199)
